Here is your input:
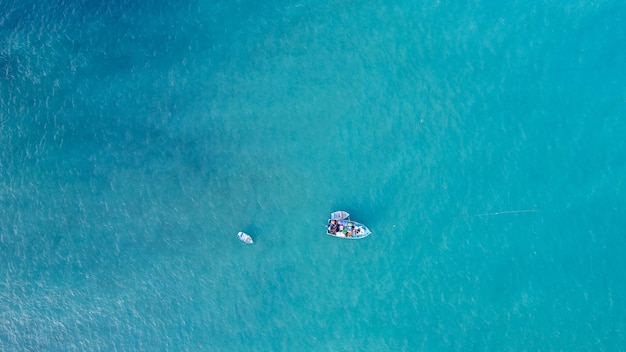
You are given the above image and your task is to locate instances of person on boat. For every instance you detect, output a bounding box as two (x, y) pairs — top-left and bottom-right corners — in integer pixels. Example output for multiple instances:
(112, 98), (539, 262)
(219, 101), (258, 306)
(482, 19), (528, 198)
(328, 220), (339, 234)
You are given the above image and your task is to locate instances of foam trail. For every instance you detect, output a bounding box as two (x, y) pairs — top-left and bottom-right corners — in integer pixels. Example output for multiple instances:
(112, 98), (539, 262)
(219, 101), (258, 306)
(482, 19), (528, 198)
(473, 209), (539, 217)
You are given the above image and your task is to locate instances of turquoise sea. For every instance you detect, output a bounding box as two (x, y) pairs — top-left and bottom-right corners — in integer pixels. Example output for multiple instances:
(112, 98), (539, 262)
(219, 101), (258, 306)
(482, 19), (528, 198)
(1, 0), (625, 350)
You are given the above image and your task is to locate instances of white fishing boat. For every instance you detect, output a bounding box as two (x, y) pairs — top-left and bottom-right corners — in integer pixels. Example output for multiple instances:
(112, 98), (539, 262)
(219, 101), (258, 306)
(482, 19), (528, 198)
(237, 231), (254, 244)
(326, 211), (371, 239)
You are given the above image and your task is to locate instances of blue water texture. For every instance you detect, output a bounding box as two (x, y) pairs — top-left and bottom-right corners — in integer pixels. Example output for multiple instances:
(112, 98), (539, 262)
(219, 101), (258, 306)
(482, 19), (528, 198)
(1, 0), (625, 350)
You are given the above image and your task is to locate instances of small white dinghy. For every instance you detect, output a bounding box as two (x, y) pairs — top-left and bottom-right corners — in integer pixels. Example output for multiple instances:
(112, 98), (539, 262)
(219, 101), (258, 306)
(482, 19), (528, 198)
(331, 211), (350, 220)
(237, 231), (254, 244)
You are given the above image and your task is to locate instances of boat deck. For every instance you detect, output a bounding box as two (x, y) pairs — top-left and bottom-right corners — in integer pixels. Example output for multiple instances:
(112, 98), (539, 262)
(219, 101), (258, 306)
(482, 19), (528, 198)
(326, 219), (371, 239)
